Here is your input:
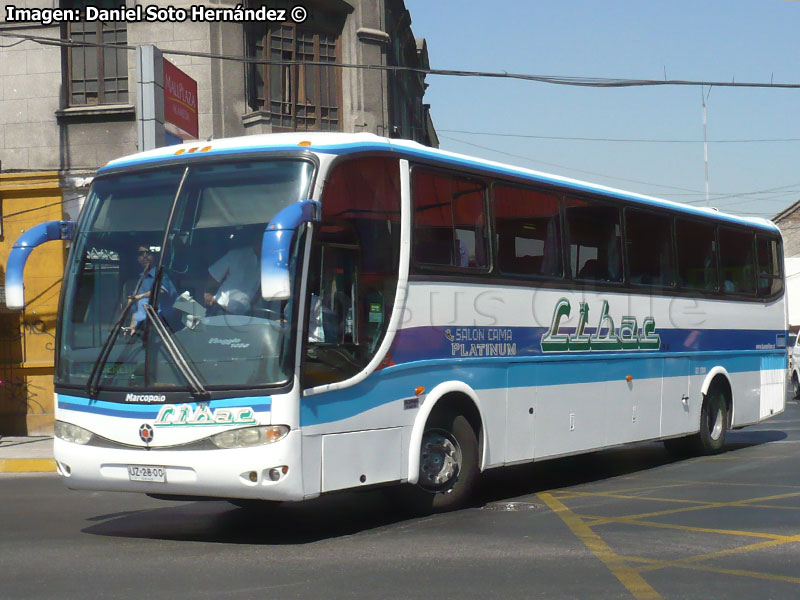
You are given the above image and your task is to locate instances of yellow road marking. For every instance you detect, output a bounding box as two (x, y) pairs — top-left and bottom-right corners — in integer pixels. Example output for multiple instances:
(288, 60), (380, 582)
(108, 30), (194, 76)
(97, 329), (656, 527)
(538, 492), (662, 600)
(543, 470), (800, 588)
(555, 490), (713, 506)
(624, 555), (800, 585)
(0, 458), (56, 473)
(576, 515), (788, 540)
(670, 479), (800, 489)
(695, 455), (791, 461)
(636, 535), (800, 573)
(584, 491), (800, 525)
(733, 503), (800, 510)
(590, 478), (800, 490)
(555, 482), (693, 496)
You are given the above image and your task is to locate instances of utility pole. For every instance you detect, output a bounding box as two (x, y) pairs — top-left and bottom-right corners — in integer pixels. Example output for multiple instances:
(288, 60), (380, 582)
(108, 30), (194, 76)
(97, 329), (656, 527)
(702, 86), (710, 207)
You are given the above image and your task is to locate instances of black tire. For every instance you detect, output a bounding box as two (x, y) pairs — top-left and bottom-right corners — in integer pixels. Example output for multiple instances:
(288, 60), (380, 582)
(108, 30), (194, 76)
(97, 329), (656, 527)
(403, 412), (480, 513)
(694, 388), (728, 455)
(793, 373), (800, 399)
(664, 388), (729, 457)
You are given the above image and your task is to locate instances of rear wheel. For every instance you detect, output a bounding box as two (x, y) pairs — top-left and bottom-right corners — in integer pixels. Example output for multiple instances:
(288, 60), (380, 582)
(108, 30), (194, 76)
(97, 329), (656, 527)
(664, 387), (729, 457)
(792, 373), (800, 399)
(695, 388), (728, 455)
(404, 412), (480, 513)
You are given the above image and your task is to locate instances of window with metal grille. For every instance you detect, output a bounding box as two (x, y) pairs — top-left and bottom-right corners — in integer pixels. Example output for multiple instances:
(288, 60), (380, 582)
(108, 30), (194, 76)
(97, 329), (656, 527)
(247, 7), (343, 131)
(63, 1), (128, 106)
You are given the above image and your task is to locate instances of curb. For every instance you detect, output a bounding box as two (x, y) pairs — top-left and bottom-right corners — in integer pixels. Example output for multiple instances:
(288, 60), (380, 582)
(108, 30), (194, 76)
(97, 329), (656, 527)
(0, 459), (57, 473)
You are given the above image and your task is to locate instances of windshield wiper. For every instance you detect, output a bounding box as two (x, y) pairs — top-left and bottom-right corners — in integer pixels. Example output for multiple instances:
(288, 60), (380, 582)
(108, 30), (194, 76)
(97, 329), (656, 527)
(143, 302), (209, 400)
(85, 267), (150, 398)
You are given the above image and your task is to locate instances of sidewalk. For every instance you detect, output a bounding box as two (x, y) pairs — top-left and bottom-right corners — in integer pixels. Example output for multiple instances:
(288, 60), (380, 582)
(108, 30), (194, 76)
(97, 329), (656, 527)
(0, 436), (56, 473)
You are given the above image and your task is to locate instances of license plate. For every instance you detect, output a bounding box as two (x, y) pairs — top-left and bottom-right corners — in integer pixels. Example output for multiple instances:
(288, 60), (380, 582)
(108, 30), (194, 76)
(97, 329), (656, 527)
(127, 465), (167, 483)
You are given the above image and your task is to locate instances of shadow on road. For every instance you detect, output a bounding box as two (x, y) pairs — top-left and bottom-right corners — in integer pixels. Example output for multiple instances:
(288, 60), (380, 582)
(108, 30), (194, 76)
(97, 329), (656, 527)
(82, 428), (787, 545)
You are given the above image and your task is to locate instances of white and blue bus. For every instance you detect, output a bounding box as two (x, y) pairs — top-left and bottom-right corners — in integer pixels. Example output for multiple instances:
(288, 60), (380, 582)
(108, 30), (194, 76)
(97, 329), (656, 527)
(7, 133), (787, 510)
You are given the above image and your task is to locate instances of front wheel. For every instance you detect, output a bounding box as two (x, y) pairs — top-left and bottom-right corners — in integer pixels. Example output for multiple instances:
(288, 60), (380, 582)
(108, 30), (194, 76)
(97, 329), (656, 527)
(404, 412), (480, 513)
(792, 373), (800, 399)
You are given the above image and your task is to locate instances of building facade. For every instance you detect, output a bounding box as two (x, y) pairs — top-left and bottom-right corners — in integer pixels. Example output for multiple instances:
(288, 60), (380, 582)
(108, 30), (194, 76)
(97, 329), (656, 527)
(0, 0), (437, 434)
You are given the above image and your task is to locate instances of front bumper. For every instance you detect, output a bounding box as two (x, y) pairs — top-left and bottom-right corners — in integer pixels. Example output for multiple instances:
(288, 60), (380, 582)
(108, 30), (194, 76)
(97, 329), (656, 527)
(53, 429), (304, 501)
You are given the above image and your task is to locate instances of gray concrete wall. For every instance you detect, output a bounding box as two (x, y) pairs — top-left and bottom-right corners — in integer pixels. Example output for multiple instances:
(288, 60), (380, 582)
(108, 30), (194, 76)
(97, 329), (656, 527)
(0, 0), (430, 175)
(341, 0), (391, 137)
(0, 15), (62, 170)
(0, 0), (244, 173)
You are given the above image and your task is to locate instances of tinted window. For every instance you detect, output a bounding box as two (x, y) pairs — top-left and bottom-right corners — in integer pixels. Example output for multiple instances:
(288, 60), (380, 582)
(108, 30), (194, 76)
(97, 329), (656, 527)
(303, 156), (402, 388)
(412, 170), (489, 269)
(493, 184), (562, 277)
(756, 235), (783, 297)
(719, 228), (756, 294)
(565, 197), (622, 282)
(626, 208), (674, 286)
(675, 219), (718, 291)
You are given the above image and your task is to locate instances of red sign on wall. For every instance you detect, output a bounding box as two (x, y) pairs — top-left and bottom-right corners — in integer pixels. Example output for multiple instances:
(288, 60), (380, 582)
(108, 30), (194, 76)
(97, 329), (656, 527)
(163, 59), (198, 139)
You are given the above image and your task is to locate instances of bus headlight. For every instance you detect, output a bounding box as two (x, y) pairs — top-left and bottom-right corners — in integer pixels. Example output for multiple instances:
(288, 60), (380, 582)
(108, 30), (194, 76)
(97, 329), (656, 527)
(54, 420), (94, 445)
(210, 425), (289, 449)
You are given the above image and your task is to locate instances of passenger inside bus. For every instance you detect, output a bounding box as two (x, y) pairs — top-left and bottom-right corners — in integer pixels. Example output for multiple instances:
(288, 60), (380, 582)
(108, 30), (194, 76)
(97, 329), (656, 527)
(203, 232), (261, 316)
(122, 243), (178, 335)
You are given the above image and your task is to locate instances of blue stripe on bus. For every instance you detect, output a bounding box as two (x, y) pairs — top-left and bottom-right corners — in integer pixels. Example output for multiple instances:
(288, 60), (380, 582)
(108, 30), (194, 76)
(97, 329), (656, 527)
(57, 394), (272, 419)
(99, 141), (778, 231)
(300, 349), (785, 427)
(389, 326), (786, 364)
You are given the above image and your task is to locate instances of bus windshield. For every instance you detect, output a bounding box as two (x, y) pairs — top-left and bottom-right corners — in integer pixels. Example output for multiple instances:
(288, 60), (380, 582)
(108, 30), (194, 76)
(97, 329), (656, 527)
(56, 159), (314, 393)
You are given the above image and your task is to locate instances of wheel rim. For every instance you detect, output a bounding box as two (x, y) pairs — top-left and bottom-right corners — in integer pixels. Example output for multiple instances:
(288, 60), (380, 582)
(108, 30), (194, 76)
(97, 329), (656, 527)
(419, 429), (462, 492)
(708, 401), (724, 441)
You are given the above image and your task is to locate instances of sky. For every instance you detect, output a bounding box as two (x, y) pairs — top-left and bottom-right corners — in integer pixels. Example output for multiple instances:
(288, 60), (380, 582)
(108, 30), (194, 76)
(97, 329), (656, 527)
(403, 0), (800, 220)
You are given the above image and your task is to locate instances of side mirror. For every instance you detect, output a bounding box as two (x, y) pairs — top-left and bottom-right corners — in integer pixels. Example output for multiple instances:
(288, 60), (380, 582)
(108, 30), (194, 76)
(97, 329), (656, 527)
(5, 220), (75, 310)
(261, 201), (318, 301)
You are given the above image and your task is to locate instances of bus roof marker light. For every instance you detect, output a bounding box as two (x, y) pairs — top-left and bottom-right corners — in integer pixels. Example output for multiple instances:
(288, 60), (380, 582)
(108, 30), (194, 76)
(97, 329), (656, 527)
(188, 147), (199, 153)
(175, 149), (186, 155)
(200, 146), (212, 152)
(298, 141), (312, 146)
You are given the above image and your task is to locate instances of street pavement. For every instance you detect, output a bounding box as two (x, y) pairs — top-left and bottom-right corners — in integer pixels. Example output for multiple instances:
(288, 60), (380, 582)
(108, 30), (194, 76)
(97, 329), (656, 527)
(1, 394), (799, 599)
(0, 436), (54, 473)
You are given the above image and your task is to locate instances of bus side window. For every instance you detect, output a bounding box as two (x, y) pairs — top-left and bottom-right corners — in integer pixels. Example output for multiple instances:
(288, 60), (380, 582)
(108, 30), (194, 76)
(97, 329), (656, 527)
(719, 228), (756, 295)
(493, 183), (562, 278)
(302, 156), (401, 389)
(412, 169), (488, 270)
(676, 219), (717, 291)
(565, 197), (622, 282)
(626, 208), (673, 287)
(756, 235), (783, 297)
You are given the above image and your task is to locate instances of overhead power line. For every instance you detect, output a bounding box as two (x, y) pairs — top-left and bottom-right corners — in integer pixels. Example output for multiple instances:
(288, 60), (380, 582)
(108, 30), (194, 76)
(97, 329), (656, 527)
(438, 129), (800, 144)
(3, 30), (800, 90)
(2, 30), (796, 218)
(439, 134), (705, 194)
(440, 135), (800, 212)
